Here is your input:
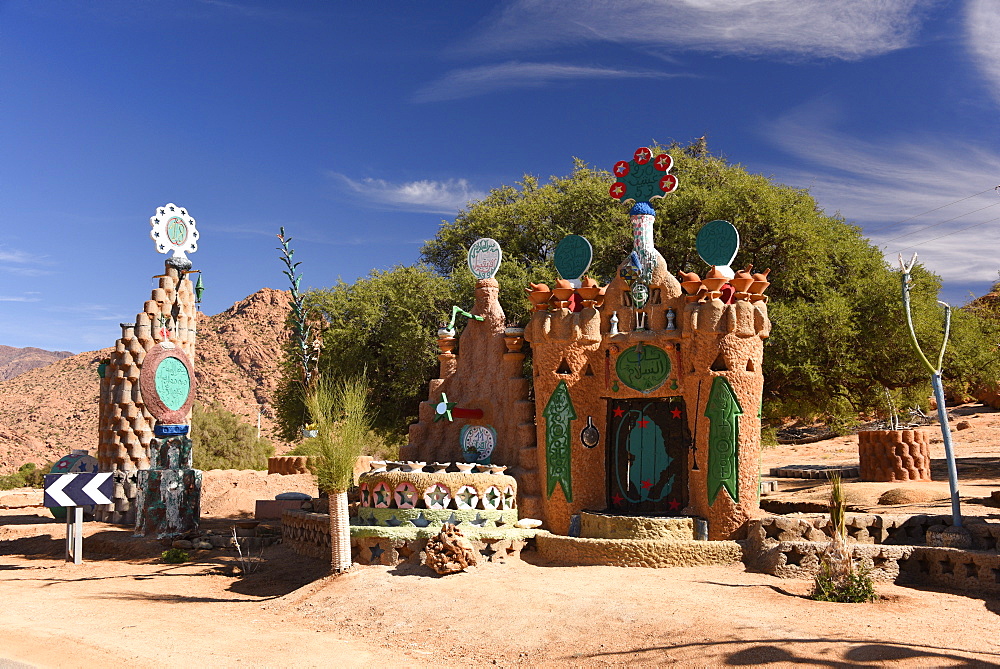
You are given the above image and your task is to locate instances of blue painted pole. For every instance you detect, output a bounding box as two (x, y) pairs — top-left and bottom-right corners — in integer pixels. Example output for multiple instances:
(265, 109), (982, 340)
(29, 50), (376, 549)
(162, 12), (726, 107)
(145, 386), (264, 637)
(930, 372), (962, 527)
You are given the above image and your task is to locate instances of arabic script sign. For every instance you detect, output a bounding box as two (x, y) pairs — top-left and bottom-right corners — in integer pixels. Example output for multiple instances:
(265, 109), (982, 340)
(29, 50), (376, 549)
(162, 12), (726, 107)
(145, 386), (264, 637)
(615, 344), (671, 393)
(467, 238), (502, 280)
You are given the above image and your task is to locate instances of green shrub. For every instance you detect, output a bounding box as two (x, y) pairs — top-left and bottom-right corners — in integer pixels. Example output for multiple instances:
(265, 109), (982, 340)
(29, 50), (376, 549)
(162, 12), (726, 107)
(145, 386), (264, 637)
(0, 462), (50, 490)
(811, 563), (877, 603)
(191, 401), (275, 471)
(160, 548), (189, 564)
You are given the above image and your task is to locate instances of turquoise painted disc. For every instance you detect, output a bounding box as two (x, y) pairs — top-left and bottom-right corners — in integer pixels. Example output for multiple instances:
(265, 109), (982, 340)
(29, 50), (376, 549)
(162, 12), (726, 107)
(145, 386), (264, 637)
(154, 356), (191, 411)
(554, 235), (593, 280)
(696, 220), (739, 267)
(615, 345), (670, 392)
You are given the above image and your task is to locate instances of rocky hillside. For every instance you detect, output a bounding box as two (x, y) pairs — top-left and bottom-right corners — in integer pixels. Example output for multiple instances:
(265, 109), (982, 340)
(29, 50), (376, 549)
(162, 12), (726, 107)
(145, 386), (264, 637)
(0, 288), (292, 473)
(0, 345), (73, 381)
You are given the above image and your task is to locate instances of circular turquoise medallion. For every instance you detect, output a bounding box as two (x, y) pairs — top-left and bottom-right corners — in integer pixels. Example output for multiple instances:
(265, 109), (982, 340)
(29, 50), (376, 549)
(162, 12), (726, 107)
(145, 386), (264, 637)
(154, 356), (190, 411)
(615, 344), (670, 393)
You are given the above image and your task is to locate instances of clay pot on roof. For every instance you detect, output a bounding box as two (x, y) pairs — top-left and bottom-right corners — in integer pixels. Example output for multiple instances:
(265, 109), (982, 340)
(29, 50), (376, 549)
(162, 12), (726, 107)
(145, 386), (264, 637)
(577, 277), (605, 308)
(750, 268), (771, 302)
(552, 279), (575, 310)
(526, 283), (552, 311)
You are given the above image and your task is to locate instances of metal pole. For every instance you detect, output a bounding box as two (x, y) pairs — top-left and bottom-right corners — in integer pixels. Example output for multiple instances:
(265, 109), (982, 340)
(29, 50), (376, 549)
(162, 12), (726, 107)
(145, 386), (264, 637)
(931, 373), (962, 527)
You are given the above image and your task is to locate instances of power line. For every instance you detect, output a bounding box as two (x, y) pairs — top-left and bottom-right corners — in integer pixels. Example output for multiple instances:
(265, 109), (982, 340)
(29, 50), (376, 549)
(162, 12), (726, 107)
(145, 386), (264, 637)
(866, 186), (999, 235)
(879, 200), (1000, 244)
(890, 214), (1000, 255)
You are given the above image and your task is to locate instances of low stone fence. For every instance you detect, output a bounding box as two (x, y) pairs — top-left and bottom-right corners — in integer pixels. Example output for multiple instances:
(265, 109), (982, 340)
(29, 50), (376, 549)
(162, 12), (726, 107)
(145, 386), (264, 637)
(743, 514), (1000, 595)
(282, 510), (330, 560)
(282, 509), (534, 566)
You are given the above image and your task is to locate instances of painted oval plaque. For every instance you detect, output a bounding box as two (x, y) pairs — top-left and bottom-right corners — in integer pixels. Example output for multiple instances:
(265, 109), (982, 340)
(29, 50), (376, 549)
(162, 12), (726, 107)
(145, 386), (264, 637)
(467, 237), (502, 280)
(460, 424), (496, 464)
(696, 220), (739, 268)
(139, 342), (196, 424)
(615, 344), (671, 393)
(554, 234), (593, 281)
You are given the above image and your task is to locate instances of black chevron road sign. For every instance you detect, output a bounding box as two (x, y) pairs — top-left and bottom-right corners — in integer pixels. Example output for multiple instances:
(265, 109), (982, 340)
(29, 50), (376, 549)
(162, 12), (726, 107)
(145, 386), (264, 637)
(44, 472), (114, 508)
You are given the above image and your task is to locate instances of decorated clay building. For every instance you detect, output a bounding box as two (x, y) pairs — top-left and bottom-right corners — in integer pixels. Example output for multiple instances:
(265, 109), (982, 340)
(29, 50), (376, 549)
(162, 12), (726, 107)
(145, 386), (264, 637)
(402, 148), (772, 540)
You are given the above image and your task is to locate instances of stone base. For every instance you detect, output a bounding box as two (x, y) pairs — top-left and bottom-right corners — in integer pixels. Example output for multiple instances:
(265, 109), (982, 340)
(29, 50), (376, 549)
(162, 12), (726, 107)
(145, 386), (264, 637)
(135, 468), (202, 537)
(352, 534), (529, 567)
(255, 499), (305, 520)
(536, 533), (742, 567)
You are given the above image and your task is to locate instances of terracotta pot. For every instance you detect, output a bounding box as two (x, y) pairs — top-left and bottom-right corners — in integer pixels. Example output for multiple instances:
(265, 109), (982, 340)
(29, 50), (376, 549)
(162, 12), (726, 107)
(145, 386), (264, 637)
(750, 268), (771, 295)
(730, 265), (755, 295)
(552, 278), (575, 309)
(437, 336), (457, 354)
(701, 267), (728, 297)
(858, 429), (931, 482)
(678, 271), (702, 296)
(526, 283), (552, 311)
(504, 327), (525, 353)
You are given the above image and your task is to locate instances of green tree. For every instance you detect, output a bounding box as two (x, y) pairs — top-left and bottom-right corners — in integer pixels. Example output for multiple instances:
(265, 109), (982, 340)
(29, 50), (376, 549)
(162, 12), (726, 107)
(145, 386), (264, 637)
(274, 264), (457, 439)
(277, 141), (1000, 436)
(192, 401), (275, 470)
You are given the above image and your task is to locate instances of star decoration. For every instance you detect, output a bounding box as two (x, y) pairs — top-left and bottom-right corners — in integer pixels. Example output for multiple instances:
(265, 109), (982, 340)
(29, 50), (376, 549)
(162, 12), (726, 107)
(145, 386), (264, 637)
(385, 514), (402, 527)
(455, 485), (479, 510)
(609, 182), (626, 198)
(471, 513), (488, 527)
(410, 511), (431, 528)
(637, 419), (650, 428)
(659, 174), (679, 193)
(613, 407), (625, 418)
(502, 487), (516, 510)
(480, 543), (497, 559)
(433, 393), (456, 422)
(394, 485), (416, 509)
(372, 484), (390, 508)
(369, 543), (384, 562)
(484, 487), (501, 509)
(611, 493), (625, 506)
(671, 408), (683, 419)
(654, 154), (673, 171)
(445, 512), (462, 526)
(668, 499), (682, 511)
(424, 484), (450, 508)
(634, 147), (651, 164)
(641, 480), (653, 490)
(613, 161), (630, 177)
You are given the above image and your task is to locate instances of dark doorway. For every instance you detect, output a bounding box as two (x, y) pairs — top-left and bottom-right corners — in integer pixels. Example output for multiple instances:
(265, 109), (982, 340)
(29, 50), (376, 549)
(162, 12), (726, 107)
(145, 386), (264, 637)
(607, 397), (689, 514)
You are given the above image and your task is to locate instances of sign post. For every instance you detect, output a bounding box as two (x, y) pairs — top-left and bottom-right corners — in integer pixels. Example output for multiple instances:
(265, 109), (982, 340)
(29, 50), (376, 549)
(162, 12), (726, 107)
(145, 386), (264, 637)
(43, 471), (114, 564)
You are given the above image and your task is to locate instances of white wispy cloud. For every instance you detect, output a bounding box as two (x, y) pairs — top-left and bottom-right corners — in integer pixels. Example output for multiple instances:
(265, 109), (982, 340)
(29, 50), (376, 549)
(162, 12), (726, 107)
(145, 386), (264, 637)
(462, 0), (933, 61)
(966, 0), (1000, 106)
(0, 246), (53, 276)
(328, 173), (486, 214)
(0, 295), (41, 303)
(763, 102), (1000, 287)
(413, 61), (679, 103)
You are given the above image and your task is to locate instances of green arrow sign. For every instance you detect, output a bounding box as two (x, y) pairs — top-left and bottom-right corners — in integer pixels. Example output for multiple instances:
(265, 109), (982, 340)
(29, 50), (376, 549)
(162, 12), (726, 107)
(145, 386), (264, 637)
(543, 380), (576, 502)
(705, 376), (743, 505)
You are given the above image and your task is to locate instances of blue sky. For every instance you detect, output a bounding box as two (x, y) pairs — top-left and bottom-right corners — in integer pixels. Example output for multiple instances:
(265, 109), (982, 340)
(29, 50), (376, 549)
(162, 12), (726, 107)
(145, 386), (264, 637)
(2, 0), (999, 353)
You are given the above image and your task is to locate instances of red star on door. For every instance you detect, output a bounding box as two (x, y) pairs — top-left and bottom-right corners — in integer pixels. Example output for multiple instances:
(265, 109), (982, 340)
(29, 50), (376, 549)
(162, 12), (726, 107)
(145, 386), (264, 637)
(637, 419), (650, 428)
(670, 408), (682, 419)
(613, 407), (625, 418)
(668, 499), (681, 510)
(641, 480), (653, 489)
(611, 493), (624, 506)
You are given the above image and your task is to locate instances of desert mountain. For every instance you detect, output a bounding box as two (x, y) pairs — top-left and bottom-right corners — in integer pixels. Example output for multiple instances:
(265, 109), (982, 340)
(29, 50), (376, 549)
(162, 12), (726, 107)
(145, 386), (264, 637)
(0, 345), (73, 382)
(0, 288), (292, 473)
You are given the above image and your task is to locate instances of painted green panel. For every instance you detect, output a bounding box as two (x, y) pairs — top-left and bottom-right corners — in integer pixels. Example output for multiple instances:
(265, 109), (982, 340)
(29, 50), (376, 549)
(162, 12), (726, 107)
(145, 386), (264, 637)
(543, 380), (576, 502)
(705, 376), (743, 505)
(554, 234), (593, 281)
(696, 219), (740, 267)
(615, 344), (670, 393)
(155, 356), (191, 411)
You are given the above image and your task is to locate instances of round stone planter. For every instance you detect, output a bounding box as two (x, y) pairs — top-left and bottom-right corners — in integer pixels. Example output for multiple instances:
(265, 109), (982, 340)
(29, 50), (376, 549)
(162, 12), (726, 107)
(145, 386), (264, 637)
(857, 429), (931, 482)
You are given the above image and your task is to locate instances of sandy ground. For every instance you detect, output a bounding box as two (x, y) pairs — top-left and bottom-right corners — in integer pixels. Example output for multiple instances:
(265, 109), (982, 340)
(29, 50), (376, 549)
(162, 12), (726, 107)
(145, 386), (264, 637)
(2, 404), (1000, 667)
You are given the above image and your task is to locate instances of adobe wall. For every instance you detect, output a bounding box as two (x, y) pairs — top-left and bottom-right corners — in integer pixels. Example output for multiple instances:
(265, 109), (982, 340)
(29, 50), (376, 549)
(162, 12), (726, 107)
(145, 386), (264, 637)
(526, 251), (771, 539)
(401, 279), (541, 519)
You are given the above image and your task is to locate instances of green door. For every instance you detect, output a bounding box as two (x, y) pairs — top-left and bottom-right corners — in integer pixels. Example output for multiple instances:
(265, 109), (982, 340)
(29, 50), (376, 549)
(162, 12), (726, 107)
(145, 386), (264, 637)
(607, 398), (689, 514)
